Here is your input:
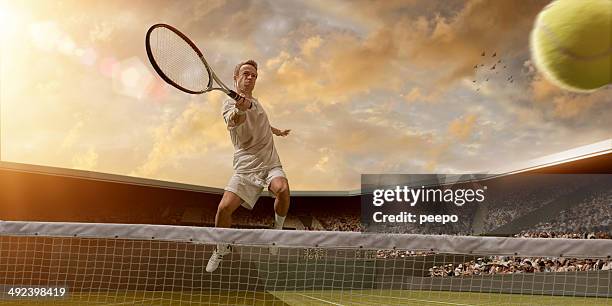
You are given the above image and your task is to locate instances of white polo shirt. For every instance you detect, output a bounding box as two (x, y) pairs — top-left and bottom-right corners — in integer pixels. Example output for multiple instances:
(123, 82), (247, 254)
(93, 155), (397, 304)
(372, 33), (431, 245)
(222, 98), (282, 174)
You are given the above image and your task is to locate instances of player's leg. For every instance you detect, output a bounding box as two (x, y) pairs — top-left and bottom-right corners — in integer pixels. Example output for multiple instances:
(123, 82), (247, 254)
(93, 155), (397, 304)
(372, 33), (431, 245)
(269, 176), (290, 229)
(267, 171), (289, 255)
(215, 190), (243, 228)
(207, 191), (243, 273)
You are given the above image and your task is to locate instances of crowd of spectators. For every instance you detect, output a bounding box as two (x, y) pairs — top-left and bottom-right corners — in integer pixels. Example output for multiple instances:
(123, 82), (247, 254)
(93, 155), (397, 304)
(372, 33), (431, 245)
(482, 176), (584, 232)
(529, 190), (611, 234)
(315, 214), (362, 232)
(428, 256), (612, 277)
(515, 230), (611, 239)
(376, 250), (435, 258)
(306, 176), (608, 236)
(233, 211), (273, 227)
(111, 175), (608, 239)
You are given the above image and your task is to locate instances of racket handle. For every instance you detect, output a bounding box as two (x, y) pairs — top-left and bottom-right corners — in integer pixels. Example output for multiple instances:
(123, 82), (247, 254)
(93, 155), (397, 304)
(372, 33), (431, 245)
(227, 90), (240, 100)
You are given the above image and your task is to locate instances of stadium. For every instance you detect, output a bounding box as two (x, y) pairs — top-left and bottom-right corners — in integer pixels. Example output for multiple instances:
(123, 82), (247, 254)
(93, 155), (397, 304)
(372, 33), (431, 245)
(1, 1), (611, 305)
(1, 139), (610, 305)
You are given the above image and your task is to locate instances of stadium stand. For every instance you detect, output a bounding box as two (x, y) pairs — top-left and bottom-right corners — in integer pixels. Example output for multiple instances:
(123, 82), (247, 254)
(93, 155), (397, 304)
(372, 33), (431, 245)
(0, 140), (610, 235)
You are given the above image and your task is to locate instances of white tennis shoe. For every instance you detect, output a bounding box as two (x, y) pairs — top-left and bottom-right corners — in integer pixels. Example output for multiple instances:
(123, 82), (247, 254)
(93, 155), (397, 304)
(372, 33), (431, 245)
(206, 244), (231, 273)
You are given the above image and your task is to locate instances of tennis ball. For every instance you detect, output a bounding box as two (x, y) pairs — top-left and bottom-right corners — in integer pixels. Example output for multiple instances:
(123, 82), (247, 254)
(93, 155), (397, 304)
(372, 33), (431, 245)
(530, 0), (611, 92)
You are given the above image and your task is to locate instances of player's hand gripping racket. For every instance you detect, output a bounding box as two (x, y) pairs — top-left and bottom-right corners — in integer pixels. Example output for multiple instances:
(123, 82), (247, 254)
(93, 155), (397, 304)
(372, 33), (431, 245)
(145, 23), (240, 100)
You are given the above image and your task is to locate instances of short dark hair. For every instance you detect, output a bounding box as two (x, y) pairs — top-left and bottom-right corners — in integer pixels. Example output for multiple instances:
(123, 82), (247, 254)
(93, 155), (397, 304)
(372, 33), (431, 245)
(233, 59), (258, 79)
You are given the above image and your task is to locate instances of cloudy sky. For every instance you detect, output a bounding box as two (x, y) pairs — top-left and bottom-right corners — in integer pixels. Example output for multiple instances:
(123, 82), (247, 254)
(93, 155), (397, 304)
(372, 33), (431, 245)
(1, 0), (610, 190)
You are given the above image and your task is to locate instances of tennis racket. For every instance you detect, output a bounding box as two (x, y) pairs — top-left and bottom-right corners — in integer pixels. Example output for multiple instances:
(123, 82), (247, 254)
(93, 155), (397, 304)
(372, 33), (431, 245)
(145, 23), (240, 100)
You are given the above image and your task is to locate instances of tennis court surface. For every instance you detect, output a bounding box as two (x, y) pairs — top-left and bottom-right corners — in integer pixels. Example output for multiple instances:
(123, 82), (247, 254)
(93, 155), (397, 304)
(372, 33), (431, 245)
(1, 289), (609, 305)
(1, 221), (610, 305)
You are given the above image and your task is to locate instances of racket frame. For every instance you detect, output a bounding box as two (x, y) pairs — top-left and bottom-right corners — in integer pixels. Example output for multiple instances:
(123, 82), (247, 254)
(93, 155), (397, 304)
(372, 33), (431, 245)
(145, 23), (238, 100)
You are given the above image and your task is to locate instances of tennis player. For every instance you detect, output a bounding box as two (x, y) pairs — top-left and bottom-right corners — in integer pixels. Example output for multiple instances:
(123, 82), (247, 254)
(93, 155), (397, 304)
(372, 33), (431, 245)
(206, 60), (291, 273)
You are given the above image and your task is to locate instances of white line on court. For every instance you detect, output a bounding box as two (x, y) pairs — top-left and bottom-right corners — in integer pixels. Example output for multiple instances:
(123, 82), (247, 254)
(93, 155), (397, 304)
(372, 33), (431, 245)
(104, 298), (164, 306)
(376, 297), (475, 306)
(355, 293), (477, 306)
(294, 293), (346, 306)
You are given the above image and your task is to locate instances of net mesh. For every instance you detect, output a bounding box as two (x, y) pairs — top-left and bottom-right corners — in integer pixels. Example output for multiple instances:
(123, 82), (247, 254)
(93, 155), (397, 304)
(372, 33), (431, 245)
(148, 25), (209, 92)
(0, 221), (610, 305)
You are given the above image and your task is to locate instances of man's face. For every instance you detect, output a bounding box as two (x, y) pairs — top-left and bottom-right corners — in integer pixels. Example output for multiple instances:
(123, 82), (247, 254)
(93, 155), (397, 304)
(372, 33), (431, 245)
(235, 64), (258, 92)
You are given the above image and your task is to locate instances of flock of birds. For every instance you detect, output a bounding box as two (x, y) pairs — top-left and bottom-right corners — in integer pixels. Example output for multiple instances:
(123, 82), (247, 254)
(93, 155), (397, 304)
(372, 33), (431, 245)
(472, 51), (514, 91)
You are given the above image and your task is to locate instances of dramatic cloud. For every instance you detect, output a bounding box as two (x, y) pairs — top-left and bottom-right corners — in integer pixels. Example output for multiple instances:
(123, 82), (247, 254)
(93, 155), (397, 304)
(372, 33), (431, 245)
(2, 0), (610, 191)
(448, 114), (478, 141)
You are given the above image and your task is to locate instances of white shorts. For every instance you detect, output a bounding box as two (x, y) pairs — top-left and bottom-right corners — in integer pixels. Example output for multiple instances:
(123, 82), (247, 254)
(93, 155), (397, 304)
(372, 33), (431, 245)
(224, 166), (287, 210)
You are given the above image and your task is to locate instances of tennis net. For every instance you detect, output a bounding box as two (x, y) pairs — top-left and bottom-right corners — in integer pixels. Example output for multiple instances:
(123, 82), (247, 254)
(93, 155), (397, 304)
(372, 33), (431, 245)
(0, 221), (610, 305)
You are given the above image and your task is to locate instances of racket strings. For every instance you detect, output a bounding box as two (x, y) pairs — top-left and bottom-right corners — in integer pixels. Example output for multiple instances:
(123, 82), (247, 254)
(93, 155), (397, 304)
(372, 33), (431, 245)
(150, 27), (209, 92)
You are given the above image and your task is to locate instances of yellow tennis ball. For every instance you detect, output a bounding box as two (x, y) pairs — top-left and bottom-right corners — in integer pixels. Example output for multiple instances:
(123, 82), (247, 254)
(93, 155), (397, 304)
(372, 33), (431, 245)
(530, 0), (611, 92)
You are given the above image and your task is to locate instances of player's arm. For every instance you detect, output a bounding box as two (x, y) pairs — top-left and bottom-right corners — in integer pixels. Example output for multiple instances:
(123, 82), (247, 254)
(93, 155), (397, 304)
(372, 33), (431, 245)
(223, 97), (252, 127)
(223, 106), (245, 127)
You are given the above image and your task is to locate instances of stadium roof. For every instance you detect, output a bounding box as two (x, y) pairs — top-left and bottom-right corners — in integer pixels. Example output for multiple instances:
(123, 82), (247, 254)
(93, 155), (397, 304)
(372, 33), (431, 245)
(0, 138), (610, 197)
(493, 138), (612, 176)
(0, 160), (361, 197)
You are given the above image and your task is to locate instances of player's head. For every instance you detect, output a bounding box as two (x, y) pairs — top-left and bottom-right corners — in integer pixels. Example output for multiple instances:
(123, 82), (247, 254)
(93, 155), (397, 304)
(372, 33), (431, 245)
(233, 59), (258, 93)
